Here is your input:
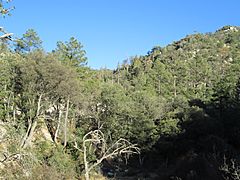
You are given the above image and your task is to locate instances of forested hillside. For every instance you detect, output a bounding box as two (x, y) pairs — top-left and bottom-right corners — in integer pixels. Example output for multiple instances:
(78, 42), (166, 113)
(1, 3), (240, 179)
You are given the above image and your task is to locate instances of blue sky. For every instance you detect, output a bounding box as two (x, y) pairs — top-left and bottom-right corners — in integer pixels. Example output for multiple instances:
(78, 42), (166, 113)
(1, 0), (240, 69)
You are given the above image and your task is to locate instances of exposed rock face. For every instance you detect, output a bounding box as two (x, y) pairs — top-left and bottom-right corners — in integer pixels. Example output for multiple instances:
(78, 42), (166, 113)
(0, 121), (7, 140)
(33, 119), (54, 144)
(0, 121), (7, 151)
(217, 25), (239, 32)
(0, 121), (8, 169)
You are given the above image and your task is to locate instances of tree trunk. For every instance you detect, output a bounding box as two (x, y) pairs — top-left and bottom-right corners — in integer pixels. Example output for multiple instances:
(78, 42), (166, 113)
(21, 94), (42, 149)
(85, 170), (90, 180)
(22, 120), (38, 148)
(63, 97), (70, 148)
(117, 72), (120, 84)
(173, 76), (177, 97)
(20, 118), (32, 148)
(158, 78), (161, 95)
(6, 92), (12, 121)
(54, 109), (62, 143)
(111, 73), (114, 84)
(84, 140), (90, 180)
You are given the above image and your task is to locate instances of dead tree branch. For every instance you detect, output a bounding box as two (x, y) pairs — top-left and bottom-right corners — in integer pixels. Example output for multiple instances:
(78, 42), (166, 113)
(75, 128), (140, 180)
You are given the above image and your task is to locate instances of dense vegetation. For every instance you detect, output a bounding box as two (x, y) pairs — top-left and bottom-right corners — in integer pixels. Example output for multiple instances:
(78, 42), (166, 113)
(1, 2), (240, 180)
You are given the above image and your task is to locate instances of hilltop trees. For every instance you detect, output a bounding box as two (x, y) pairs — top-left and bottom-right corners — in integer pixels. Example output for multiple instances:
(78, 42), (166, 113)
(55, 37), (87, 67)
(14, 29), (42, 53)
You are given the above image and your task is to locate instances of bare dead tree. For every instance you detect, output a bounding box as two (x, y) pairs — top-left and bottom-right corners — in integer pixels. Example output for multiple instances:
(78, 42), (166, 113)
(0, 27), (13, 41)
(0, 1), (14, 40)
(0, 0), (15, 16)
(74, 128), (140, 180)
(0, 32), (13, 40)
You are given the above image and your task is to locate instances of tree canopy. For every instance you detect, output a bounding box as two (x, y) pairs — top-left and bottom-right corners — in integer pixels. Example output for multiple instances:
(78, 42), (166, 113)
(0, 6), (240, 178)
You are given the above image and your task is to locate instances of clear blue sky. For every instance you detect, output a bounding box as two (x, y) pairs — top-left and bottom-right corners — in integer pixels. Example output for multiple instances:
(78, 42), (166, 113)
(1, 0), (240, 69)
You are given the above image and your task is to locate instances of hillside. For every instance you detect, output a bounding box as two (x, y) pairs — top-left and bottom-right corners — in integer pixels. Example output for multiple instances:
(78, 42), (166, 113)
(0, 26), (240, 179)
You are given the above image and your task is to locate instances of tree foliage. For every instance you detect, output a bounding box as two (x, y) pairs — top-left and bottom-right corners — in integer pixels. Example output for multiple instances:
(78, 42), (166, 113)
(1, 24), (240, 179)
